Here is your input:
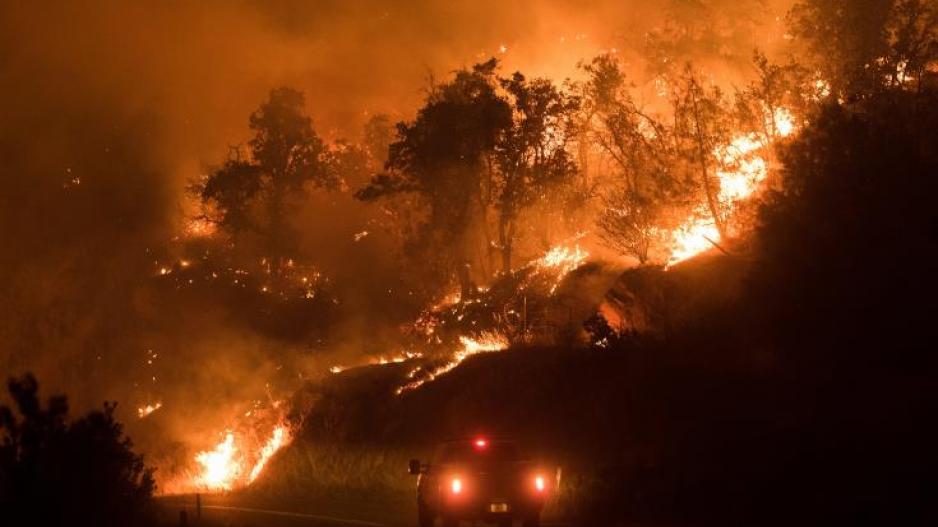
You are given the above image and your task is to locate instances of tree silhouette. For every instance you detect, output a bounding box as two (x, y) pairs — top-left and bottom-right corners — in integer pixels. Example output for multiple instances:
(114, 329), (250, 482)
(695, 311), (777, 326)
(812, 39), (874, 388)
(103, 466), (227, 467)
(199, 87), (337, 265)
(788, 0), (937, 98)
(357, 59), (513, 292)
(0, 374), (154, 527)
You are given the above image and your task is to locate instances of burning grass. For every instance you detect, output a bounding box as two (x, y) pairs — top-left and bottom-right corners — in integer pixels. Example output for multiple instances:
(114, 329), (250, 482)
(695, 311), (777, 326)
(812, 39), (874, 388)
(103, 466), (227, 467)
(158, 401), (295, 495)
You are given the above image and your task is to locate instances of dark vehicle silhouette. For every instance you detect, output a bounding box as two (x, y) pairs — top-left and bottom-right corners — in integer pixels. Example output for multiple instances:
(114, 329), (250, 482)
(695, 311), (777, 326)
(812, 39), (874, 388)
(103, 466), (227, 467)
(409, 438), (547, 527)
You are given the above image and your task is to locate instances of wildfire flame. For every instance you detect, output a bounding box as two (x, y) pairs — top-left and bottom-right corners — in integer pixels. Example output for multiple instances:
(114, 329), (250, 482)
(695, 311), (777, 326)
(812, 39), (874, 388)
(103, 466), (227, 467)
(158, 402), (294, 495)
(530, 241), (590, 293)
(668, 214), (721, 265)
(194, 432), (240, 490)
(397, 332), (509, 394)
(189, 423), (293, 492)
(185, 217), (216, 238)
(137, 402), (162, 419)
(247, 424), (290, 483)
(667, 107), (797, 266)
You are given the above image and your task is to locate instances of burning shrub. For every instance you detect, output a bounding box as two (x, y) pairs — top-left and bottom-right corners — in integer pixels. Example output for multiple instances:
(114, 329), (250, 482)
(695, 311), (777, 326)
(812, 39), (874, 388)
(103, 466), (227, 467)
(0, 374), (155, 527)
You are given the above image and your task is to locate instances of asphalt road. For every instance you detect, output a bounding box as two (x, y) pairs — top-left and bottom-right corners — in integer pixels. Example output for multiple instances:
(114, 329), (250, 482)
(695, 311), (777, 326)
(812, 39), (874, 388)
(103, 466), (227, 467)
(158, 496), (566, 527)
(158, 496), (405, 527)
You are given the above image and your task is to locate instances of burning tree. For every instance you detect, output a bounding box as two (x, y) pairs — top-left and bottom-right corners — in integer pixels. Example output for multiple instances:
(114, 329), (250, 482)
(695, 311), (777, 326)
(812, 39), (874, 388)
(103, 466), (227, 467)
(670, 64), (735, 244)
(494, 72), (580, 271)
(358, 59), (585, 292)
(197, 87), (340, 269)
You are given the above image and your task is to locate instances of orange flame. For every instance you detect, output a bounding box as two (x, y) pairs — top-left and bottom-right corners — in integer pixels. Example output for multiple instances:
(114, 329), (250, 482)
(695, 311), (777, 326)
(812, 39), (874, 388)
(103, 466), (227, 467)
(667, 107), (797, 266)
(397, 332), (509, 394)
(137, 402), (162, 419)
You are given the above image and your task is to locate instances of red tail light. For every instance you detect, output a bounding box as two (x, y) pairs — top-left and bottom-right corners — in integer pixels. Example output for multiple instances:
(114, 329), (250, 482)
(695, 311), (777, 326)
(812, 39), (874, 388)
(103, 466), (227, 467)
(451, 478), (462, 494)
(474, 437), (488, 449)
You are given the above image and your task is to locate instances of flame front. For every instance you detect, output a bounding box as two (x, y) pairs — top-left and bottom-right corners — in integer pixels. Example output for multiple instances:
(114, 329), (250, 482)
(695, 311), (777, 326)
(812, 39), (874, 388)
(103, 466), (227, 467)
(160, 411), (293, 494)
(194, 432), (240, 490)
(248, 424), (290, 483)
(397, 332), (509, 394)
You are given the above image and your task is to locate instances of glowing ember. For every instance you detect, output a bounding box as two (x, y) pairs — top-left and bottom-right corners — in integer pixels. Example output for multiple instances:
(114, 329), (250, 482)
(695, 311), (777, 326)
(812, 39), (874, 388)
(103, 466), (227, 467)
(137, 402), (162, 419)
(185, 218), (216, 238)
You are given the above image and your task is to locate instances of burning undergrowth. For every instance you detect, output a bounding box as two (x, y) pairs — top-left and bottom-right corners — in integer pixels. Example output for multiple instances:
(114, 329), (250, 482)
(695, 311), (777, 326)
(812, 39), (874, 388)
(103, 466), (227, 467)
(158, 398), (297, 494)
(324, 241), (623, 399)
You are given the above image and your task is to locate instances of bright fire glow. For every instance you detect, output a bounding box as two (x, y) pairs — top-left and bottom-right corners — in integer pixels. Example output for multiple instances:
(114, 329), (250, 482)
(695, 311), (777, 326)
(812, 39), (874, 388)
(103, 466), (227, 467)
(715, 135), (767, 203)
(451, 478), (463, 494)
(170, 417), (293, 493)
(185, 218), (217, 238)
(772, 108), (795, 138)
(668, 215), (721, 266)
(535, 475), (546, 492)
(248, 424), (290, 483)
(137, 402), (162, 419)
(667, 106), (797, 266)
(194, 432), (240, 490)
(537, 244), (588, 273)
(532, 242), (589, 293)
(475, 438), (488, 449)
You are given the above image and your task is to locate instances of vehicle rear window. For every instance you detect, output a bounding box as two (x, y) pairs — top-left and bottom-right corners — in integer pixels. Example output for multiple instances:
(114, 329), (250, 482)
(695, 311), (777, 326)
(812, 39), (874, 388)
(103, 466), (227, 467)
(439, 441), (521, 463)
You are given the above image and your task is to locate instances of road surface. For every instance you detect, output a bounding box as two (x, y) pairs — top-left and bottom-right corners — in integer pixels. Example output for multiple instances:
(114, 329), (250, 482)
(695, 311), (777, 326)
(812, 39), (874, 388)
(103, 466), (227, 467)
(158, 495), (566, 527)
(158, 495), (407, 527)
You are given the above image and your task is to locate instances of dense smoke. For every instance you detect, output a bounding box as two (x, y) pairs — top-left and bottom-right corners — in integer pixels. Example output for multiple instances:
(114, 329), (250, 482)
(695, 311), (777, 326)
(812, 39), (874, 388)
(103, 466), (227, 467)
(0, 0), (797, 487)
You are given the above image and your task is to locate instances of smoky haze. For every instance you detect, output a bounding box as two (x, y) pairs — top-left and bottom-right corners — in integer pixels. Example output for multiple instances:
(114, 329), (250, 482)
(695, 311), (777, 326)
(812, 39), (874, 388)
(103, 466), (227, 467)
(0, 0), (794, 484)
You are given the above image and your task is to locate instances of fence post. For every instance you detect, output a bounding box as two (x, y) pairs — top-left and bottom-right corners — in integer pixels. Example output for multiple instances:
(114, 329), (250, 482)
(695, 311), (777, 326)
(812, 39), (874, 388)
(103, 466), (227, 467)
(196, 493), (201, 519)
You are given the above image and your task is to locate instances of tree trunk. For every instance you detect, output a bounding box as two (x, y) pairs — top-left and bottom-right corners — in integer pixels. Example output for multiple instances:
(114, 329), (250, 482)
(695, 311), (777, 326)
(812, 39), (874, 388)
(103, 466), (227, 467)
(268, 183), (287, 272)
(499, 215), (513, 273)
(690, 94), (727, 241)
(458, 262), (475, 299)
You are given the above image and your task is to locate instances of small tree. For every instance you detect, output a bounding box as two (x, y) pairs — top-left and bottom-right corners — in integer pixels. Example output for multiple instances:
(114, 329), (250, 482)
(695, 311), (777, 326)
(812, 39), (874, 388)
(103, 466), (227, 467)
(0, 375), (155, 527)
